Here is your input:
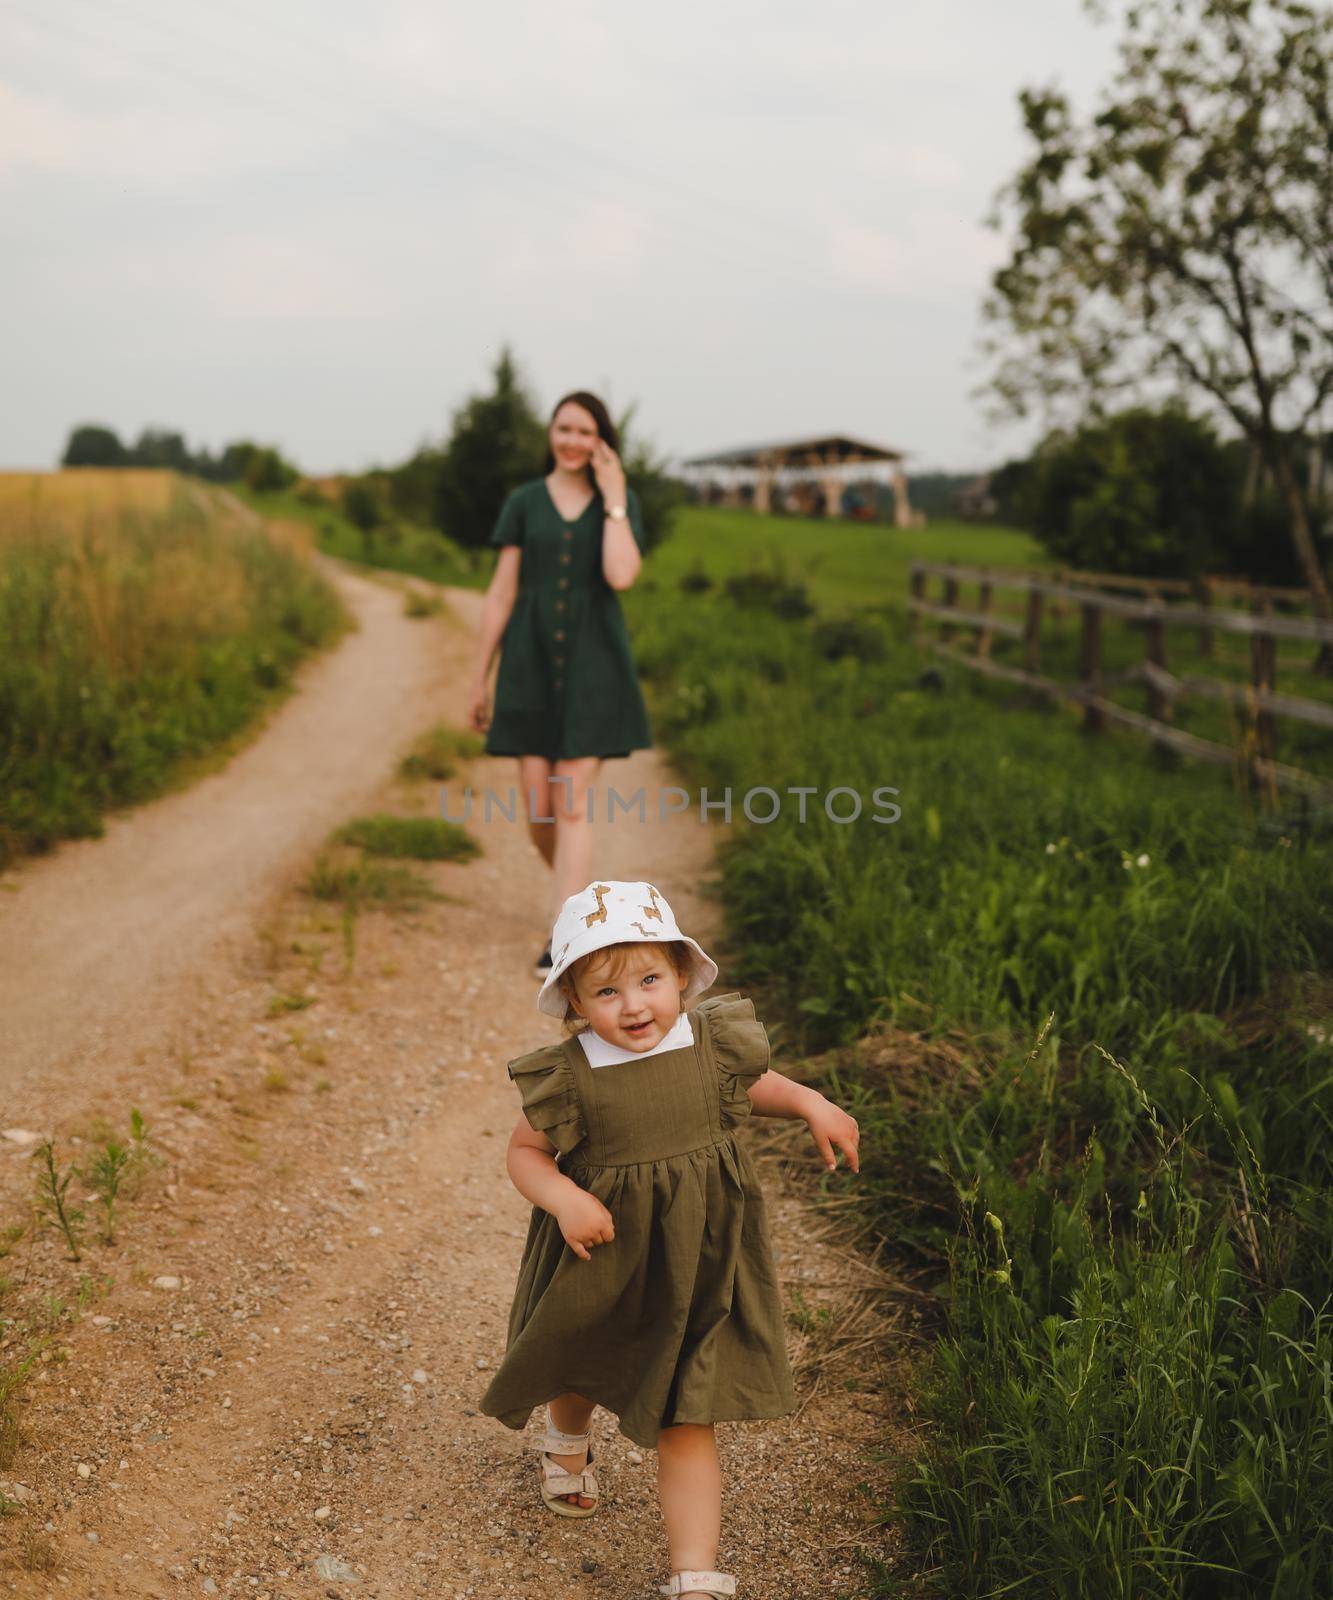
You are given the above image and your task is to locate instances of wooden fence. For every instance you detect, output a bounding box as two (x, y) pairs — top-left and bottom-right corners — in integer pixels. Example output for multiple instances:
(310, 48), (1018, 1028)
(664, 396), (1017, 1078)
(908, 561), (1333, 798)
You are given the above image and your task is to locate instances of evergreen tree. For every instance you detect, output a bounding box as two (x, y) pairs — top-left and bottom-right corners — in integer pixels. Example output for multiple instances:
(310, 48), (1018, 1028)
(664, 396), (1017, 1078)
(434, 347), (546, 548)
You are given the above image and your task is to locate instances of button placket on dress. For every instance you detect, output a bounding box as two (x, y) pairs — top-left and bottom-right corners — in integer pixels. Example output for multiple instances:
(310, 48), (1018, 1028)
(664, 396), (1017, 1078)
(554, 528), (574, 691)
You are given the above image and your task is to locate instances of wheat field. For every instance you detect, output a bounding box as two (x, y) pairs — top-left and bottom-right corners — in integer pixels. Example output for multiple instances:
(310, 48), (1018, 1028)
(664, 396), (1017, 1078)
(0, 469), (343, 864)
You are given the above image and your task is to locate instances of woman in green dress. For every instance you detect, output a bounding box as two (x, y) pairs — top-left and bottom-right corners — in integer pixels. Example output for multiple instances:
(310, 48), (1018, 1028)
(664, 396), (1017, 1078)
(467, 392), (654, 975)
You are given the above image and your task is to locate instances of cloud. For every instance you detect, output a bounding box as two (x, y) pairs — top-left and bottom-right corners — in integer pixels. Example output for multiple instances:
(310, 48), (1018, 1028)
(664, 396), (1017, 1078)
(0, 81), (349, 187)
(827, 210), (1006, 299)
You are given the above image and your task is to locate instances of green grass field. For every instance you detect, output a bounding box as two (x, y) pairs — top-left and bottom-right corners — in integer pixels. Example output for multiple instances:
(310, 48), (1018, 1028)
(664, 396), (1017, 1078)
(622, 512), (1333, 1598)
(652, 508), (1333, 786)
(654, 505), (1048, 610)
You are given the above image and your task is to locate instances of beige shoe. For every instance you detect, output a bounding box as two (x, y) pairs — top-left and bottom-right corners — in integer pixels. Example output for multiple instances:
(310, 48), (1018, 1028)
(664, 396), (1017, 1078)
(658, 1572), (736, 1597)
(533, 1418), (599, 1518)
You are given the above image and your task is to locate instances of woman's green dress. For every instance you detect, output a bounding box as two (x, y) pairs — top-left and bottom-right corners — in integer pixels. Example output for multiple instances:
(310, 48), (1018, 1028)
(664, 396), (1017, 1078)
(484, 478), (653, 762)
(478, 992), (798, 1449)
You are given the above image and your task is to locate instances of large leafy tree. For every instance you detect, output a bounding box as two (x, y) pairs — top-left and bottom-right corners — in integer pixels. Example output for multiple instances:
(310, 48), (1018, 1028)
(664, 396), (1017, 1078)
(983, 0), (1333, 642)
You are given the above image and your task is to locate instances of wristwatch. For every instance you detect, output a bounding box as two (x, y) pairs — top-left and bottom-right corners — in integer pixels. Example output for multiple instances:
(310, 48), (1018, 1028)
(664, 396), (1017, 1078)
(605, 503), (628, 521)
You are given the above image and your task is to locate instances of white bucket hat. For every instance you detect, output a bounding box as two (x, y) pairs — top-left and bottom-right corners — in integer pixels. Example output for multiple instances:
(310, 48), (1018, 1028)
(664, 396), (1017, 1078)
(536, 880), (719, 1019)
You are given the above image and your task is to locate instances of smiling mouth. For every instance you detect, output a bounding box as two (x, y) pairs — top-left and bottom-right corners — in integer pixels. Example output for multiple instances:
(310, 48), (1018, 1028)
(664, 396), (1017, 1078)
(624, 1020), (651, 1034)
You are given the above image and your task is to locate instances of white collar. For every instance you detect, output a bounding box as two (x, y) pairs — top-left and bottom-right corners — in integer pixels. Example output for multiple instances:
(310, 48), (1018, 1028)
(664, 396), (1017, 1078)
(578, 1009), (695, 1068)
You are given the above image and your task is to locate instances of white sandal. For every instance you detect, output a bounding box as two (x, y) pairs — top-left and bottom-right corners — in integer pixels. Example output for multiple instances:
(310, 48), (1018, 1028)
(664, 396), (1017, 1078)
(533, 1417), (599, 1518)
(658, 1572), (736, 1597)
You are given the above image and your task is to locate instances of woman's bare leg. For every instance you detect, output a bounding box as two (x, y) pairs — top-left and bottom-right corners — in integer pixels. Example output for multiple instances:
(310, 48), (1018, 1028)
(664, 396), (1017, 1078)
(545, 1391), (596, 1509)
(657, 1423), (722, 1595)
(518, 756), (556, 874)
(550, 756), (601, 926)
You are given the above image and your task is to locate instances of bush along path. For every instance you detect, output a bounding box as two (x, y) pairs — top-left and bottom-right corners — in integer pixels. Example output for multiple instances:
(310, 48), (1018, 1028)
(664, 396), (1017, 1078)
(0, 571), (912, 1598)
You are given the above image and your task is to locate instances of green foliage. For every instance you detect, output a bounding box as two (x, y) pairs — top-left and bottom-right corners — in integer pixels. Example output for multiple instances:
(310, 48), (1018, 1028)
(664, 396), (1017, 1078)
(1026, 406), (1237, 577)
(810, 613), (887, 663)
(75, 1109), (154, 1245)
(432, 346), (547, 549)
(722, 559), (815, 618)
(331, 812), (480, 862)
(342, 477), (386, 536)
(236, 484), (483, 589)
(628, 550), (1333, 1593)
(612, 402), (685, 556)
(396, 722), (484, 781)
(61, 425), (127, 467)
(402, 587), (443, 618)
(33, 1142), (82, 1262)
(84, 1143), (129, 1245)
(223, 442), (299, 494)
(305, 854), (444, 910)
(0, 485), (346, 866)
(57, 424), (300, 488)
(984, 0), (1333, 599)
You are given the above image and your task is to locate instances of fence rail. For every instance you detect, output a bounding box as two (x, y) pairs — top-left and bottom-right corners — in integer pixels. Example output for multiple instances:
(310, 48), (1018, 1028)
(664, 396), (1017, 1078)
(909, 561), (1333, 798)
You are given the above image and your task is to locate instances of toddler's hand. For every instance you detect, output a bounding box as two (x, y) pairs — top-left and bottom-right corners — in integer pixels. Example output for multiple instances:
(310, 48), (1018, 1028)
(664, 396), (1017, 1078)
(555, 1190), (615, 1261)
(805, 1098), (860, 1173)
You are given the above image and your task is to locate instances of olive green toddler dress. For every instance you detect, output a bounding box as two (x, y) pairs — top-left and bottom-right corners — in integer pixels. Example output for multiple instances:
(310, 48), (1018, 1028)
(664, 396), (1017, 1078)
(478, 992), (798, 1448)
(485, 478), (653, 762)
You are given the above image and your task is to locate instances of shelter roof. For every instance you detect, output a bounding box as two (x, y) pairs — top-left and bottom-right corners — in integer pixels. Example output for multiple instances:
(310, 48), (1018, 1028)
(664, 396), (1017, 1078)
(681, 434), (904, 468)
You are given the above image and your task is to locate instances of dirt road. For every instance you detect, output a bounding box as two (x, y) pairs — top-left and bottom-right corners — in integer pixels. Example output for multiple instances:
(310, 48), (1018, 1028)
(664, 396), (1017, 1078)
(0, 557), (905, 1598)
(0, 555), (451, 1097)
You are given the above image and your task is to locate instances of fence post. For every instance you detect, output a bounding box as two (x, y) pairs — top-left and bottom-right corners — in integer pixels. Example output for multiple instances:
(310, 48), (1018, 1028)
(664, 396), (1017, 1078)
(909, 564), (925, 641)
(1249, 624), (1277, 775)
(977, 571), (994, 660)
(1023, 584), (1043, 674)
(1193, 576), (1214, 657)
(1145, 606), (1170, 723)
(1080, 601), (1104, 732)
(941, 574), (959, 644)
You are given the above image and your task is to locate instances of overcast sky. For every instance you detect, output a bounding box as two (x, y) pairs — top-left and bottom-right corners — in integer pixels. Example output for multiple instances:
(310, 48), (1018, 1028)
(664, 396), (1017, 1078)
(3, 1), (1119, 475)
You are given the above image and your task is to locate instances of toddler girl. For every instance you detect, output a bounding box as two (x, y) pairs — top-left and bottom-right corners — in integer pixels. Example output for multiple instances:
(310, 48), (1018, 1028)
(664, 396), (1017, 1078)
(479, 880), (860, 1599)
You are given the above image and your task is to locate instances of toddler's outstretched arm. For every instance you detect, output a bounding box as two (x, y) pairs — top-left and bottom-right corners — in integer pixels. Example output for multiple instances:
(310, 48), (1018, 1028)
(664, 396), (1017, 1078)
(505, 1116), (615, 1261)
(748, 1069), (860, 1173)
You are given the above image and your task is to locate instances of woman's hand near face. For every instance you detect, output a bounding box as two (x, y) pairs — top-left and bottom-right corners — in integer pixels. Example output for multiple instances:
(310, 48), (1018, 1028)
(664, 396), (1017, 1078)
(590, 438), (627, 506)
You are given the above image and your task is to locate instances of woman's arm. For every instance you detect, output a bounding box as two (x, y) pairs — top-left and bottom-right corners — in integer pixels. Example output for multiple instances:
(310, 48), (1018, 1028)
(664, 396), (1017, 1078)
(467, 548), (521, 722)
(748, 1069), (861, 1172)
(590, 440), (642, 591)
(601, 515), (642, 592)
(504, 1115), (616, 1260)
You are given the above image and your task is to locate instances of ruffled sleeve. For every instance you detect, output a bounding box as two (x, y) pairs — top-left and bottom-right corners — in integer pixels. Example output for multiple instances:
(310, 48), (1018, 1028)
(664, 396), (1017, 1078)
(695, 991), (771, 1129)
(507, 1043), (586, 1157)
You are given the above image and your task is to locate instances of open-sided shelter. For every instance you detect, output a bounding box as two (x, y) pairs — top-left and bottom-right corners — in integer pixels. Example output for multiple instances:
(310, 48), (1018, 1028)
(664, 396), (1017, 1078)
(679, 434), (921, 525)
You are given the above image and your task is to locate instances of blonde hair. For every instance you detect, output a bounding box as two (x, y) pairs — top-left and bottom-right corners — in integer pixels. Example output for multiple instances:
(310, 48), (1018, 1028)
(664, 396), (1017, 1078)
(556, 939), (693, 1036)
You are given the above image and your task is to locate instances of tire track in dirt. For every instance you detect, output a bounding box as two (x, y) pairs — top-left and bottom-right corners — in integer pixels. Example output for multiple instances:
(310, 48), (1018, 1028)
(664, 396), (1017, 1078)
(0, 561), (909, 1599)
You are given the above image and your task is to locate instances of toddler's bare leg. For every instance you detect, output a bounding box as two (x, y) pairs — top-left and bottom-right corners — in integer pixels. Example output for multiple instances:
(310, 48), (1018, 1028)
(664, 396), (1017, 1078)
(656, 1423), (721, 1596)
(545, 1391), (596, 1509)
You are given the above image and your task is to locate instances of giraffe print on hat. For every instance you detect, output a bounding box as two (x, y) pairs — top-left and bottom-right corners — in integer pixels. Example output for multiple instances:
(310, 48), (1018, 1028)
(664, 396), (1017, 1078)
(584, 884), (612, 928)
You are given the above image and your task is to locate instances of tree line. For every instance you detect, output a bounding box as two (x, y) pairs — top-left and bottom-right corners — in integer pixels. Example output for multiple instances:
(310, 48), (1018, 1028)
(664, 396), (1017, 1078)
(61, 425), (300, 493)
(59, 349), (682, 558)
(983, 406), (1330, 587)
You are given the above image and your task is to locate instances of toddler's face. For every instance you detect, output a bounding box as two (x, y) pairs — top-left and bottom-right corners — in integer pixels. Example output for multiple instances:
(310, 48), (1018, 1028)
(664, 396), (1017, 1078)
(567, 944), (688, 1053)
